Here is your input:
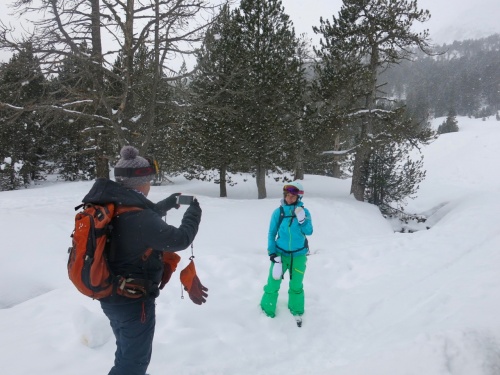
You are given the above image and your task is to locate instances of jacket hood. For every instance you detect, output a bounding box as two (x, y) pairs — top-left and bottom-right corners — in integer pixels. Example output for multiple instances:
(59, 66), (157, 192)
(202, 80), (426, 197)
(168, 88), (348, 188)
(82, 178), (155, 209)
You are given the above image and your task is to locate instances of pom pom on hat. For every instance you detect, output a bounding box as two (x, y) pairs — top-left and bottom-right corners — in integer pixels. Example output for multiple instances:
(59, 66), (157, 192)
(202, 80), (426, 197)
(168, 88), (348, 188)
(114, 145), (152, 189)
(120, 145), (140, 160)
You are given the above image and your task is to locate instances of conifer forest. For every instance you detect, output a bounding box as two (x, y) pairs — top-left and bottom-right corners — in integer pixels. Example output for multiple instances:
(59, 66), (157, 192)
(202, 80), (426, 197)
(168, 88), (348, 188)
(0, 0), (498, 214)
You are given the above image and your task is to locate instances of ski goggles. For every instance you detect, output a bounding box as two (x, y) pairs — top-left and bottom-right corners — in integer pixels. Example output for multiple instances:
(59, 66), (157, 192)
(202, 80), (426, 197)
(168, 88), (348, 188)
(283, 185), (304, 196)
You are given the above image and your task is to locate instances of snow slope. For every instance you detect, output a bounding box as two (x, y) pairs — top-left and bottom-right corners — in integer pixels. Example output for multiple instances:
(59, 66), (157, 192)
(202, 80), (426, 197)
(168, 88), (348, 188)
(1, 116), (500, 375)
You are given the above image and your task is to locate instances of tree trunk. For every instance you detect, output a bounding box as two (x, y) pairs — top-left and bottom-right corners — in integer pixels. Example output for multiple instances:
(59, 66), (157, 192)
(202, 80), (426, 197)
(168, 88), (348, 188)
(294, 148), (304, 180)
(332, 160), (342, 178)
(350, 141), (371, 201)
(294, 166), (304, 181)
(140, 0), (161, 153)
(95, 134), (110, 178)
(331, 134), (342, 178)
(350, 111), (373, 200)
(90, 0), (102, 67)
(294, 116), (304, 180)
(256, 164), (267, 199)
(96, 153), (109, 179)
(90, 0), (110, 178)
(350, 45), (378, 201)
(219, 165), (227, 197)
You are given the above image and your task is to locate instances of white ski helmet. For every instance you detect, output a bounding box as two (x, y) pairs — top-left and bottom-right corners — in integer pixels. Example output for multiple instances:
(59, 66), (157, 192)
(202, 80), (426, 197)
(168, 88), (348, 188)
(283, 181), (304, 198)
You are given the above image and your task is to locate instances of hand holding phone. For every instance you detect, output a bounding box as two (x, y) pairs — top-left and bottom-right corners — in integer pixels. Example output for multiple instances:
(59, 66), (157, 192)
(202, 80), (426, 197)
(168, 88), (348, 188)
(176, 195), (194, 205)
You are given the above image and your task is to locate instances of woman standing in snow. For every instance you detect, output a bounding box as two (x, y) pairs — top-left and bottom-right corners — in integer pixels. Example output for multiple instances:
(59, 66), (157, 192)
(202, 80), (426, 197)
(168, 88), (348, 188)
(260, 181), (313, 325)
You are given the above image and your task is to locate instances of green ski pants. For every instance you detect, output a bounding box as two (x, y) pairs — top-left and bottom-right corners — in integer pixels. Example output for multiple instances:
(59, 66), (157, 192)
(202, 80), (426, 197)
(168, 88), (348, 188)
(260, 254), (307, 318)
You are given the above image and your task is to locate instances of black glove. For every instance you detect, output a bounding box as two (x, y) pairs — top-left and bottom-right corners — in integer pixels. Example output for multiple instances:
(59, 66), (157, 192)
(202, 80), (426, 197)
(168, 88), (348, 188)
(156, 193), (181, 215)
(186, 198), (202, 219)
(270, 253), (278, 263)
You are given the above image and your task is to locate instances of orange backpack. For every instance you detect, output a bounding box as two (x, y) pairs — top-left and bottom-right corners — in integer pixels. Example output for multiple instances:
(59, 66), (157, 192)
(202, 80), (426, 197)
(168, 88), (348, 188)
(67, 203), (167, 300)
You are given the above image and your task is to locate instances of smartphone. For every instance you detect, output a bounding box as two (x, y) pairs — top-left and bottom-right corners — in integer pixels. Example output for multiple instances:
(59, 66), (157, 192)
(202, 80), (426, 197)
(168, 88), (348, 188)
(176, 195), (194, 205)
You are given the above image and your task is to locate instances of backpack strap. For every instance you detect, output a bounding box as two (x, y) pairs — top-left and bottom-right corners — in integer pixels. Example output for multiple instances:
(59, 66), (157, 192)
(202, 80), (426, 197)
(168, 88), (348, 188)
(277, 206), (294, 228)
(277, 206), (285, 229)
(277, 205), (301, 229)
(114, 205), (143, 216)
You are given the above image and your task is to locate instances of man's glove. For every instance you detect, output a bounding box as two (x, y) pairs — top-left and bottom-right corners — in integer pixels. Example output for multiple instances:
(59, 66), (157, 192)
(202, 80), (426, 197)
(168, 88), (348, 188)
(180, 259), (208, 305)
(270, 253), (278, 263)
(164, 193), (182, 210)
(156, 193), (181, 215)
(185, 198), (202, 221)
(294, 206), (306, 224)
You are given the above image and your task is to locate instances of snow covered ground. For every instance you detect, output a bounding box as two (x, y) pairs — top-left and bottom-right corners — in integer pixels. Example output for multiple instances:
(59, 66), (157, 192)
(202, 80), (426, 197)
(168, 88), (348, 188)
(1, 116), (500, 375)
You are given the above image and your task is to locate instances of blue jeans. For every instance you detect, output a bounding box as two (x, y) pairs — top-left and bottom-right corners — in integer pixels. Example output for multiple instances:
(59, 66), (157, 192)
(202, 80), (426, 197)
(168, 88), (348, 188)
(101, 299), (156, 375)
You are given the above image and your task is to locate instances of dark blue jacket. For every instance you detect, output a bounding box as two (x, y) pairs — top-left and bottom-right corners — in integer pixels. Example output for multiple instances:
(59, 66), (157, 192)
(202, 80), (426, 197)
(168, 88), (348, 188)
(82, 178), (202, 303)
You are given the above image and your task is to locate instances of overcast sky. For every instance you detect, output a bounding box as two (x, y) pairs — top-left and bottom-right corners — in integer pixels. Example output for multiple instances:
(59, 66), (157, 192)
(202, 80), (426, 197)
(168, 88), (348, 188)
(281, 0), (500, 45)
(0, 0), (499, 63)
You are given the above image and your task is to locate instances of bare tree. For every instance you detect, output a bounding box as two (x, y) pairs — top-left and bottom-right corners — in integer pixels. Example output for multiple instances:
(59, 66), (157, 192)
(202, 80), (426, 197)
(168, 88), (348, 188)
(0, 0), (224, 176)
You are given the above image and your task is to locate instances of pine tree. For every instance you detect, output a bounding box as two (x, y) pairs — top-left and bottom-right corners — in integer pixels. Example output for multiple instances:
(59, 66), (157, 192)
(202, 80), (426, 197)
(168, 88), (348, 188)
(45, 44), (104, 180)
(234, 0), (304, 199)
(0, 43), (46, 190)
(182, 5), (246, 197)
(437, 109), (459, 134)
(313, 0), (434, 202)
(282, 35), (313, 181)
(363, 137), (426, 210)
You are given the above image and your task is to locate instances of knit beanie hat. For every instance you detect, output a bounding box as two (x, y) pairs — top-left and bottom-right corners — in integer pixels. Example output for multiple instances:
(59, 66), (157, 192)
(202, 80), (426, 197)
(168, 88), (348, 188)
(114, 146), (155, 189)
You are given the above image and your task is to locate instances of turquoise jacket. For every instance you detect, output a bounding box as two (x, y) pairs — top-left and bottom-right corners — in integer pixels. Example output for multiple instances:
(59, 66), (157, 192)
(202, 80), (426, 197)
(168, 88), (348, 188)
(268, 199), (313, 257)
